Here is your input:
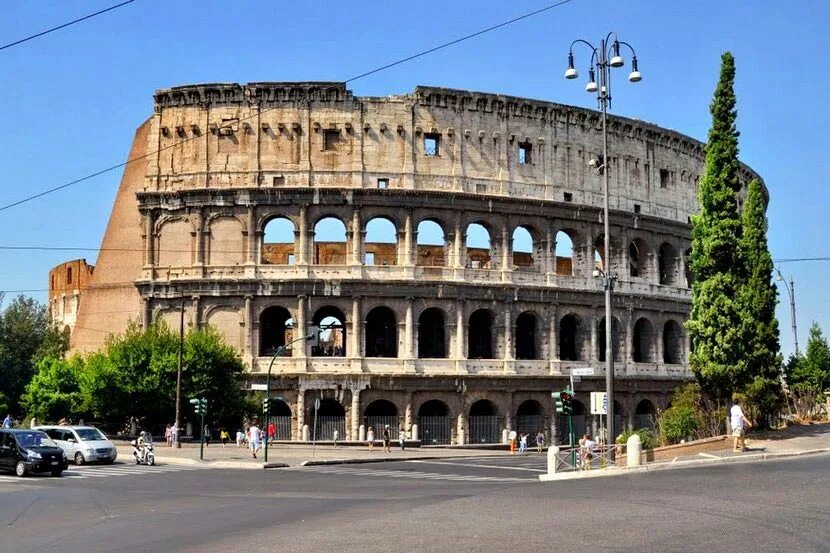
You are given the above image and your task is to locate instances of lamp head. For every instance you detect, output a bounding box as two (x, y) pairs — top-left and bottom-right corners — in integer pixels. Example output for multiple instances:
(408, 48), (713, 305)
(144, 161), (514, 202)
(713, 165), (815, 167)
(592, 269), (601, 278)
(565, 52), (578, 79)
(610, 41), (624, 68)
(628, 56), (642, 82)
(586, 68), (598, 93)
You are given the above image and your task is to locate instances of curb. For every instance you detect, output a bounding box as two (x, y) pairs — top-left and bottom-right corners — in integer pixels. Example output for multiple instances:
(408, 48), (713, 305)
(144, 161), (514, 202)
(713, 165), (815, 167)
(538, 447), (830, 482)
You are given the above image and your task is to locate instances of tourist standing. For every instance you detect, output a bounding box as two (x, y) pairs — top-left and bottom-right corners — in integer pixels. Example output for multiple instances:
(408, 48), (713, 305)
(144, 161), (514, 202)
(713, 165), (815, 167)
(399, 427), (406, 451)
(203, 424), (211, 447)
(519, 433), (528, 454)
(164, 424), (173, 447)
(236, 429), (245, 448)
(249, 423), (262, 458)
(170, 422), (179, 446)
(535, 431), (545, 453)
(382, 425), (391, 453)
(731, 395), (752, 453)
(220, 428), (230, 447)
(367, 426), (375, 452)
(333, 429), (339, 448)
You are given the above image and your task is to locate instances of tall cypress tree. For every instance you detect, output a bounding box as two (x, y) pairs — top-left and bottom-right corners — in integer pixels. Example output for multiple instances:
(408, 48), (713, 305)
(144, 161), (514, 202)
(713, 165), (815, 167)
(686, 52), (746, 400)
(738, 179), (782, 422)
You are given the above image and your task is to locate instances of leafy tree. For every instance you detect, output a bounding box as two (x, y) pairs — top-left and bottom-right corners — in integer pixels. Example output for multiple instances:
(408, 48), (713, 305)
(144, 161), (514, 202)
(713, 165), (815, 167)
(789, 323), (830, 393)
(0, 295), (51, 413)
(686, 52), (747, 400)
(21, 356), (83, 422)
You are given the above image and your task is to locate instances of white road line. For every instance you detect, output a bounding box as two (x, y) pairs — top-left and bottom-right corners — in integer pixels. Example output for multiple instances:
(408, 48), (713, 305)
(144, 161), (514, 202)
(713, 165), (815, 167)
(405, 460), (545, 472)
(302, 466), (533, 483)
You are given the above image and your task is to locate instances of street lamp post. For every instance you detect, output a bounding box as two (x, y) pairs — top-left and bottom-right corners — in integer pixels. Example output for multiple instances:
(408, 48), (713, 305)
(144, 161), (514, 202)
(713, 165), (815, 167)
(263, 333), (315, 463)
(774, 266), (799, 356)
(564, 33), (641, 452)
(174, 296), (185, 448)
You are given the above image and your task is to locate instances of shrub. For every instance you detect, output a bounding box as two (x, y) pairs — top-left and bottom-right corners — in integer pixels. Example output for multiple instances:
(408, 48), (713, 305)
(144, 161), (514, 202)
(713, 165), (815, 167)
(658, 404), (699, 444)
(617, 428), (657, 450)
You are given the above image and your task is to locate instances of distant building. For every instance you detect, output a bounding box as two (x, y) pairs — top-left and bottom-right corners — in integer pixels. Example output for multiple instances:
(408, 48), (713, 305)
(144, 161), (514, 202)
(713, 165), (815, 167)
(48, 259), (94, 334)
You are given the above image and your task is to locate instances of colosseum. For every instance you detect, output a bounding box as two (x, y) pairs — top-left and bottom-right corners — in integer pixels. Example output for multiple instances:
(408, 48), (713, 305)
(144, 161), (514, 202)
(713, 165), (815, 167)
(55, 81), (762, 445)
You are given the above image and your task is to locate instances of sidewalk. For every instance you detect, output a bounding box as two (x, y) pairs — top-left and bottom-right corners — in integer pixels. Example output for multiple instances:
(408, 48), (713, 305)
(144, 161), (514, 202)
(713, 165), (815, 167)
(116, 442), (506, 469)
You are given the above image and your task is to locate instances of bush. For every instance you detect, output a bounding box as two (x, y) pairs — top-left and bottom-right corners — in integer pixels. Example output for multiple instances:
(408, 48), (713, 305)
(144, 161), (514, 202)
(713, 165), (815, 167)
(658, 404), (699, 444)
(617, 428), (657, 450)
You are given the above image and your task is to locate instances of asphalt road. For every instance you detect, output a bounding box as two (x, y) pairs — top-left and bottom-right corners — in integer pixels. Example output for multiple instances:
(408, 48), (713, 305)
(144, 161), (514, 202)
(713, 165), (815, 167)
(2, 453), (828, 553)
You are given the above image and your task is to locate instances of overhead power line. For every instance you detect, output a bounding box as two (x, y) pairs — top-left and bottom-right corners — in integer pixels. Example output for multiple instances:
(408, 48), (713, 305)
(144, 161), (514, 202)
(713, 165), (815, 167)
(0, 0), (574, 213)
(775, 257), (830, 263)
(1, 0), (138, 52)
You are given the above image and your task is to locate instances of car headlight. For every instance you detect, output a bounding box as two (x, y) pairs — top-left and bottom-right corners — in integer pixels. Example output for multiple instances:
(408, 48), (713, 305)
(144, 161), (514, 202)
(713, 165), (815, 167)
(27, 451), (42, 460)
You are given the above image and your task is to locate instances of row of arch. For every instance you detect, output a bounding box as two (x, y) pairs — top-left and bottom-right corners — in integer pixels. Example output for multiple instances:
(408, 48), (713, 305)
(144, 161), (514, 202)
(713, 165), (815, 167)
(259, 304), (686, 364)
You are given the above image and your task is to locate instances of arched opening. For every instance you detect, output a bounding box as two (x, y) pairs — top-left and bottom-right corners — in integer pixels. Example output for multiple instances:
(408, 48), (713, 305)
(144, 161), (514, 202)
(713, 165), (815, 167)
(266, 398), (292, 440)
(594, 234), (607, 273)
(416, 220), (446, 267)
(365, 306), (398, 358)
(417, 308), (446, 358)
(364, 399), (399, 439)
(262, 217), (295, 265)
(633, 318), (655, 363)
(259, 306), (293, 356)
(658, 242), (678, 285)
(312, 306), (346, 357)
(663, 320), (683, 364)
(311, 397), (346, 441)
(365, 217), (398, 266)
(512, 226), (534, 269)
(597, 316), (623, 362)
(555, 230), (575, 276)
(516, 400), (543, 437)
(613, 400), (625, 438)
(418, 400), (450, 445)
(515, 312), (539, 360)
(559, 314), (582, 361)
(634, 399), (656, 430)
(469, 399), (500, 443)
(313, 217), (347, 265)
(465, 223), (492, 269)
(468, 309), (494, 359)
(560, 399), (588, 441)
(684, 248), (693, 287)
(629, 238), (648, 278)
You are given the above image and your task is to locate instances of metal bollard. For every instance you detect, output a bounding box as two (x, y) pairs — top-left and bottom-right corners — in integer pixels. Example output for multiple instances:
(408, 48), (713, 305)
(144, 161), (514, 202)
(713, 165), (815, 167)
(626, 434), (642, 467)
(547, 446), (560, 475)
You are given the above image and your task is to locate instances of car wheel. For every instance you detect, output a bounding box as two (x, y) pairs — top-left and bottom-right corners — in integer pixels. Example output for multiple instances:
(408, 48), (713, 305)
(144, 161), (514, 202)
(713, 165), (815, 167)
(74, 452), (85, 466)
(15, 461), (27, 477)
(51, 469), (63, 477)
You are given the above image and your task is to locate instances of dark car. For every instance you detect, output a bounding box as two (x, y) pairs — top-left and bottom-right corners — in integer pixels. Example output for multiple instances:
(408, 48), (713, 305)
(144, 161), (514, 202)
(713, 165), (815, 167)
(0, 429), (69, 477)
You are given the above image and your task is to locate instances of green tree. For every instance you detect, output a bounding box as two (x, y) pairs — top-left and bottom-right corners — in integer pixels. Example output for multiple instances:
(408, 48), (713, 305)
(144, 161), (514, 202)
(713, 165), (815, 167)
(789, 323), (830, 393)
(738, 178), (783, 424)
(0, 295), (51, 413)
(20, 356), (83, 422)
(686, 52), (747, 400)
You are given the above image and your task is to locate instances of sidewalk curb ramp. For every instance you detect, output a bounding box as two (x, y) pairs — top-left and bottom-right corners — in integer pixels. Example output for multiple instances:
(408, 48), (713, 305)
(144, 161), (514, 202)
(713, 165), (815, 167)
(538, 447), (830, 482)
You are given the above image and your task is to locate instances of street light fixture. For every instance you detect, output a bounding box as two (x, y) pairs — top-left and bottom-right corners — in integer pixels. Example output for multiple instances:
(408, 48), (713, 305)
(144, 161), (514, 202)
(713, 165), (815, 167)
(774, 266), (799, 356)
(564, 32), (641, 453)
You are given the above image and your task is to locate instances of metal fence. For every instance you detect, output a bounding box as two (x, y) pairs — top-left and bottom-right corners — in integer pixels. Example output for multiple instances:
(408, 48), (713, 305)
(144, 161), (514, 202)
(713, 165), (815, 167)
(469, 416), (501, 444)
(419, 416), (451, 445)
(551, 444), (620, 472)
(516, 415), (543, 437)
(632, 414), (656, 430)
(266, 416), (292, 440)
(311, 416), (345, 441)
(364, 416), (400, 440)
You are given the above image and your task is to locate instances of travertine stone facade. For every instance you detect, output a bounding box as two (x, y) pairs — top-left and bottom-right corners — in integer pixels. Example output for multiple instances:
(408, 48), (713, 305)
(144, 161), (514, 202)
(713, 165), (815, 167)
(48, 259), (94, 334)
(60, 82), (764, 444)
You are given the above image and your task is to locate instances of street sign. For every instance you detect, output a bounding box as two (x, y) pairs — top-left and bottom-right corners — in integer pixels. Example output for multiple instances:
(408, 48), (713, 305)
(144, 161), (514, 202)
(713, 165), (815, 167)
(571, 367), (596, 377)
(590, 392), (608, 415)
(250, 383), (268, 391)
(571, 376), (582, 382)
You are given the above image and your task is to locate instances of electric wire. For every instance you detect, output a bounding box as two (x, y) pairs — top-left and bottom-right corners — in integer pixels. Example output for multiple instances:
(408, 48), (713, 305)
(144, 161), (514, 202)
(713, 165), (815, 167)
(0, 0), (575, 213)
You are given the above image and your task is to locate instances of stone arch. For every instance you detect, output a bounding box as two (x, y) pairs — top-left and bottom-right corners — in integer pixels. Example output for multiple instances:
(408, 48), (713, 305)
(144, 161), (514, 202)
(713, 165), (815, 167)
(684, 248), (693, 287)
(512, 225), (537, 269)
(417, 399), (451, 445)
(465, 222), (492, 269)
(207, 215), (245, 265)
(416, 219), (446, 267)
(597, 316), (623, 362)
(663, 320), (684, 364)
(629, 238), (649, 278)
(554, 229), (577, 275)
(364, 217), (398, 266)
(417, 307), (447, 358)
(156, 217), (192, 267)
(559, 313), (584, 361)
(594, 234), (607, 273)
(313, 216), (347, 265)
(515, 311), (539, 360)
(634, 398), (657, 430)
(363, 399), (398, 417)
(270, 398), (292, 417)
(365, 306), (398, 358)
(633, 318), (656, 363)
(312, 305), (347, 357)
(658, 242), (679, 285)
(516, 399), (544, 436)
(262, 216), (296, 265)
(259, 305), (293, 356)
(468, 308), (494, 359)
(204, 306), (243, 351)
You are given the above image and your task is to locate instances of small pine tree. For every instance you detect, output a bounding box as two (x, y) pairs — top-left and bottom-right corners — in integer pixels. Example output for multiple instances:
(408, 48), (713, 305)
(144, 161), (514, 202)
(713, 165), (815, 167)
(686, 52), (747, 400)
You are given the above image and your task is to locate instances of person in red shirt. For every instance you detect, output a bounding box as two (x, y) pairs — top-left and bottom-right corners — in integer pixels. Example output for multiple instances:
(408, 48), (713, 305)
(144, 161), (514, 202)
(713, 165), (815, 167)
(267, 420), (276, 443)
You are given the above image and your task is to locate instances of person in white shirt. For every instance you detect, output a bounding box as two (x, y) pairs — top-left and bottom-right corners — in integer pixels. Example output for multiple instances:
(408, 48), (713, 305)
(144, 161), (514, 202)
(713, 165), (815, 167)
(730, 396), (752, 452)
(248, 424), (262, 458)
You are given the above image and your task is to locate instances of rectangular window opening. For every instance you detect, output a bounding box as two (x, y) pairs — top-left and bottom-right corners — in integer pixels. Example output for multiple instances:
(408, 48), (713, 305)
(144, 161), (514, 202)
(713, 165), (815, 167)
(287, 254), (295, 266)
(67, 267), (73, 284)
(365, 252), (375, 265)
(273, 175), (286, 186)
(660, 169), (670, 188)
(424, 133), (440, 156)
(518, 142), (532, 165)
(377, 178), (389, 189)
(563, 192), (573, 202)
(634, 204), (641, 214)
(324, 129), (340, 151)
(475, 183), (486, 194)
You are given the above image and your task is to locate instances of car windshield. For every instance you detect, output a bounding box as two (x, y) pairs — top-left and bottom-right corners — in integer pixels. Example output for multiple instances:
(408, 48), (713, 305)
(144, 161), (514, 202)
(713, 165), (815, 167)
(75, 428), (107, 441)
(16, 431), (59, 448)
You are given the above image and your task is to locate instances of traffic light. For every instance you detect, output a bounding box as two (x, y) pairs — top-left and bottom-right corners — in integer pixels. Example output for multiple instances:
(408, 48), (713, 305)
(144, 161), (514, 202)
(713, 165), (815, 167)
(189, 398), (207, 415)
(552, 389), (573, 415)
(262, 397), (271, 414)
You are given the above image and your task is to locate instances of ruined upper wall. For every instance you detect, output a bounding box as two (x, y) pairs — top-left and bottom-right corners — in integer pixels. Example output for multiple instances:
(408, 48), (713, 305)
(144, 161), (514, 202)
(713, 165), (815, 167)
(145, 82), (763, 224)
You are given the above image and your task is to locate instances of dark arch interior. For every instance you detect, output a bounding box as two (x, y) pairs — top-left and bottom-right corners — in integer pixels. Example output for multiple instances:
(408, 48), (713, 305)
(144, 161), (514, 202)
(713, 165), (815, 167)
(271, 400), (292, 417)
(418, 400), (449, 417)
(559, 314), (581, 361)
(316, 398), (346, 417)
(469, 399), (497, 416)
(659, 243), (678, 285)
(468, 309), (494, 359)
(365, 306), (397, 358)
(418, 308), (446, 358)
(515, 312), (538, 360)
(260, 306), (293, 356)
(571, 399), (587, 416)
(312, 306), (346, 357)
(516, 400), (542, 416)
(633, 319), (654, 363)
(663, 320), (683, 364)
(598, 316), (623, 362)
(635, 399), (656, 415)
(363, 399), (398, 417)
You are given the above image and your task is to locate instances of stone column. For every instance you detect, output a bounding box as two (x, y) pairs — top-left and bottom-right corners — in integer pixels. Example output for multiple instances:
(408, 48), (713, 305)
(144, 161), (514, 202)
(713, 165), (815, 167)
(296, 389), (305, 441)
(590, 314), (599, 364)
(351, 208), (362, 266)
(403, 210), (414, 267)
(405, 297), (414, 358)
(247, 206), (257, 264)
(404, 391), (413, 432)
(501, 225), (512, 273)
(457, 411), (468, 445)
(296, 295), (307, 358)
(455, 299), (466, 359)
(245, 295), (254, 360)
(144, 210), (155, 267)
(625, 308), (635, 363)
(142, 298), (151, 330)
(194, 210), (205, 266)
(544, 224), (554, 275)
(298, 205), (309, 265)
(453, 217), (464, 268)
(350, 296), (361, 358)
(503, 302), (513, 360)
(350, 389), (361, 441)
(656, 316), (665, 364)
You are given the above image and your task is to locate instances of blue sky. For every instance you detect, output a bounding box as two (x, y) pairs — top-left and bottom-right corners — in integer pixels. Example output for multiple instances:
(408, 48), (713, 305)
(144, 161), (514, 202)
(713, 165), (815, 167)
(1, 0), (826, 358)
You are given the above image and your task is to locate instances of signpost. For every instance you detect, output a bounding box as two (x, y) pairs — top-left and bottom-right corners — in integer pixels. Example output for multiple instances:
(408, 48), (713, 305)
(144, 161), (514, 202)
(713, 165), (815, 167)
(590, 392), (608, 415)
(312, 397), (321, 458)
(189, 398), (207, 460)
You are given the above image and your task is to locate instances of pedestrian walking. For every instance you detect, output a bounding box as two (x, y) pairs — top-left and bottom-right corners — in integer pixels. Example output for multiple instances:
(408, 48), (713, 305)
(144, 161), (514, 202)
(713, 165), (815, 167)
(333, 429), (339, 448)
(580, 434), (595, 469)
(220, 428), (230, 448)
(236, 429), (245, 448)
(731, 395), (752, 453)
(382, 425), (391, 453)
(2, 414), (12, 429)
(203, 424), (211, 447)
(535, 431), (545, 453)
(249, 423), (262, 458)
(170, 422), (179, 446)
(519, 433), (528, 454)
(164, 424), (173, 447)
(367, 426), (375, 452)
(267, 420), (276, 444)
(399, 427), (406, 451)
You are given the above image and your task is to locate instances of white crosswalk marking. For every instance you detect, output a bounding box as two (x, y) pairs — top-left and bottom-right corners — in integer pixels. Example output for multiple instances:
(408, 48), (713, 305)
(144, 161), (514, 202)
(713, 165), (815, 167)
(297, 465), (534, 483)
(0, 463), (214, 482)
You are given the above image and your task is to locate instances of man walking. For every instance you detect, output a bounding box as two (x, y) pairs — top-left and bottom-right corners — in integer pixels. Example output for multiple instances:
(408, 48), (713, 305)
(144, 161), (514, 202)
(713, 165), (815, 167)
(2, 414), (12, 429)
(731, 395), (752, 453)
(382, 425), (391, 453)
(535, 431), (545, 453)
(249, 422), (262, 458)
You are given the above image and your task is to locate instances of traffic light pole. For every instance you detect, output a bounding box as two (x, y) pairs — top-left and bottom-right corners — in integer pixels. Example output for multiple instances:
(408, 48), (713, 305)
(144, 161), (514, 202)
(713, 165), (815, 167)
(199, 401), (205, 461)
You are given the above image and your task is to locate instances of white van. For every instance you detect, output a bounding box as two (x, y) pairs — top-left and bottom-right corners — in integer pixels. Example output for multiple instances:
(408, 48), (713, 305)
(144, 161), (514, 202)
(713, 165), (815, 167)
(35, 426), (117, 465)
